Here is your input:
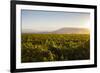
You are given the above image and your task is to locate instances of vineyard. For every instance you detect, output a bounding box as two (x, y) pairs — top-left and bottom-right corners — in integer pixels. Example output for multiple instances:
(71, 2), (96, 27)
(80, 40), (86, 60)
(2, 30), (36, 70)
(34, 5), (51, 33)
(21, 34), (90, 63)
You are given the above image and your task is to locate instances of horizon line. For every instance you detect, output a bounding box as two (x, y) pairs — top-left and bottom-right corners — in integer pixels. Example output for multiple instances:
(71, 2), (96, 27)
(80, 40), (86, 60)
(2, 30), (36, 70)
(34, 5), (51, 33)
(22, 27), (90, 32)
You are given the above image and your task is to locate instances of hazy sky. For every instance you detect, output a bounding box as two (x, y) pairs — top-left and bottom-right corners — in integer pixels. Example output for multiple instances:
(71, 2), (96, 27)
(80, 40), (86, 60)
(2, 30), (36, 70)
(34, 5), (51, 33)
(21, 10), (90, 32)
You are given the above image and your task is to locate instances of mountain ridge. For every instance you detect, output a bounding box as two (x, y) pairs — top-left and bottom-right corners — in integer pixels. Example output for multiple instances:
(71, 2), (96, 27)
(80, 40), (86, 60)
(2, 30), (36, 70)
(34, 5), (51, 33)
(22, 27), (90, 34)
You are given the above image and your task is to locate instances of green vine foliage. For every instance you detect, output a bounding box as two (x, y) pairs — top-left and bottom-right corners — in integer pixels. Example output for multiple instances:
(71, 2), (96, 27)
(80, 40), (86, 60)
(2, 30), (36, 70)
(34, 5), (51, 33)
(21, 34), (90, 63)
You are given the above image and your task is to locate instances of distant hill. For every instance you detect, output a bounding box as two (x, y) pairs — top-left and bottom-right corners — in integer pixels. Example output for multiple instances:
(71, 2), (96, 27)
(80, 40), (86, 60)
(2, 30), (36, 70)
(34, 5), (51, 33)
(51, 28), (90, 34)
(22, 27), (90, 34)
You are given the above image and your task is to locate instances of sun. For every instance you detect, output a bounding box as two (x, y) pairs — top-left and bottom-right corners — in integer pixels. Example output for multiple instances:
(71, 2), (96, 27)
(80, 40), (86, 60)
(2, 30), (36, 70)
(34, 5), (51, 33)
(84, 21), (90, 29)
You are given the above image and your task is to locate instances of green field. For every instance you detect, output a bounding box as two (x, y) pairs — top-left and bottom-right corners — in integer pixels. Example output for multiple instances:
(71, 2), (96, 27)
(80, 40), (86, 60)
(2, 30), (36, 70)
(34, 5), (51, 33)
(21, 34), (90, 63)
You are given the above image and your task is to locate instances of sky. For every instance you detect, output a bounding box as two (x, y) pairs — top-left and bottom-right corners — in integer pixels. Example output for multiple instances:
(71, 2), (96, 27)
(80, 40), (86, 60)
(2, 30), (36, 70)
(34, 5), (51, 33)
(21, 10), (90, 32)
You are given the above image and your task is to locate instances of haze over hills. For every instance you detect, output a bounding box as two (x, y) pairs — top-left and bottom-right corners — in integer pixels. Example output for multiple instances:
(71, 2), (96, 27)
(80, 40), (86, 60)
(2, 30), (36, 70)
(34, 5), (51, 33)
(52, 28), (90, 34)
(22, 27), (90, 34)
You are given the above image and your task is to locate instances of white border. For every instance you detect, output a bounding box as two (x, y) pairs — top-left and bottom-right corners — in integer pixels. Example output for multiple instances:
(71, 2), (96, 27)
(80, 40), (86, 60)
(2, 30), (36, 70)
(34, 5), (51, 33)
(16, 4), (94, 69)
